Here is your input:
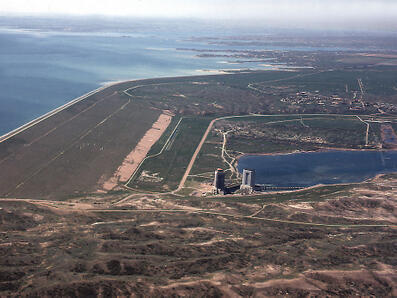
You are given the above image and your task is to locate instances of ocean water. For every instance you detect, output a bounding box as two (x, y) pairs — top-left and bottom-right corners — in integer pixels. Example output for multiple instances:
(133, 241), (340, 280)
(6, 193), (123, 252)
(237, 150), (397, 187)
(0, 29), (275, 135)
(0, 28), (367, 135)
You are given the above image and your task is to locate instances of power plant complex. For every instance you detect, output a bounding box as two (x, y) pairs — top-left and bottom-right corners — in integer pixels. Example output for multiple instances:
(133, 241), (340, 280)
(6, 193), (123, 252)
(211, 167), (303, 195)
(212, 168), (256, 195)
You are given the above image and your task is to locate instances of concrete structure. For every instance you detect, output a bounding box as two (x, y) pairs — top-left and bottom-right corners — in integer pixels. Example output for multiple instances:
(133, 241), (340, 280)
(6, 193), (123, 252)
(213, 168), (225, 194)
(242, 169), (255, 187)
(240, 169), (255, 193)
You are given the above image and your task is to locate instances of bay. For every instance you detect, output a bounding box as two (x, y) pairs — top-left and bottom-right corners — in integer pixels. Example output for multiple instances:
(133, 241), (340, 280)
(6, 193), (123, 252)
(0, 27), (371, 135)
(0, 29), (270, 135)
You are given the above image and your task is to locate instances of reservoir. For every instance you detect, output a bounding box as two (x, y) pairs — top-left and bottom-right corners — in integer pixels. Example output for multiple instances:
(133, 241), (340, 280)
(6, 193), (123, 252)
(237, 150), (397, 187)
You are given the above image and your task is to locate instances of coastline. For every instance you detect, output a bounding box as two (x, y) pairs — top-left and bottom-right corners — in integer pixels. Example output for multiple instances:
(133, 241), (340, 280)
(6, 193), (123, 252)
(0, 81), (124, 144)
(0, 71), (236, 144)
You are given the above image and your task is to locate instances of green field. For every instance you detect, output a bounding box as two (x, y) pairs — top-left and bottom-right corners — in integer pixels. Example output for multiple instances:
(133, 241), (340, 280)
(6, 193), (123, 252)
(127, 117), (212, 192)
(261, 68), (397, 99)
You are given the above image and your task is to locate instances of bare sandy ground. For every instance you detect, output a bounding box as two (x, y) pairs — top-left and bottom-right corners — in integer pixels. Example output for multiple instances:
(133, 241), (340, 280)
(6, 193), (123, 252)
(101, 112), (172, 191)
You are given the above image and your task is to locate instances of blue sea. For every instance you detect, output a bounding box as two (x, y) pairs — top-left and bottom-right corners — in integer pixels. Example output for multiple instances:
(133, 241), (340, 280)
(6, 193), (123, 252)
(237, 150), (397, 187)
(0, 29), (277, 135)
(0, 27), (373, 136)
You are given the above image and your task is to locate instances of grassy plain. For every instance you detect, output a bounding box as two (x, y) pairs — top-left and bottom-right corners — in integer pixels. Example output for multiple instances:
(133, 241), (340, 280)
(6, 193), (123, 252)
(0, 92), (161, 199)
(128, 117), (211, 192)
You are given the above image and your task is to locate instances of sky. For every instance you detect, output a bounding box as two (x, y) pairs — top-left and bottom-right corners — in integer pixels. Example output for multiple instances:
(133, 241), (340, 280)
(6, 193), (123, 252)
(1, 0), (397, 29)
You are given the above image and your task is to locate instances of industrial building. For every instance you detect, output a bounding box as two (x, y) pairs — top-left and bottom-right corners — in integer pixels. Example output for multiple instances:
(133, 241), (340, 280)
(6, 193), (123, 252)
(213, 168), (225, 194)
(210, 166), (303, 196)
(240, 169), (255, 194)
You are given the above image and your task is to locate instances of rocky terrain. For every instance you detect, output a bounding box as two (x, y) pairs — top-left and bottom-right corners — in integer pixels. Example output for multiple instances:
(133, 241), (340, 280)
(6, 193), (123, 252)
(1, 174), (396, 296)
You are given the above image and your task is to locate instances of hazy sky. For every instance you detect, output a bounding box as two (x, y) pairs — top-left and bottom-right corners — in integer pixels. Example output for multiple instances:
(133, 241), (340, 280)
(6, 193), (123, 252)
(1, 0), (397, 28)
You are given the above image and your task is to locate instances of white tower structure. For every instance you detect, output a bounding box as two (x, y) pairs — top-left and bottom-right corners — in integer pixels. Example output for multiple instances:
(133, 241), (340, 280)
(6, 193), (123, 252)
(240, 169), (255, 193)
